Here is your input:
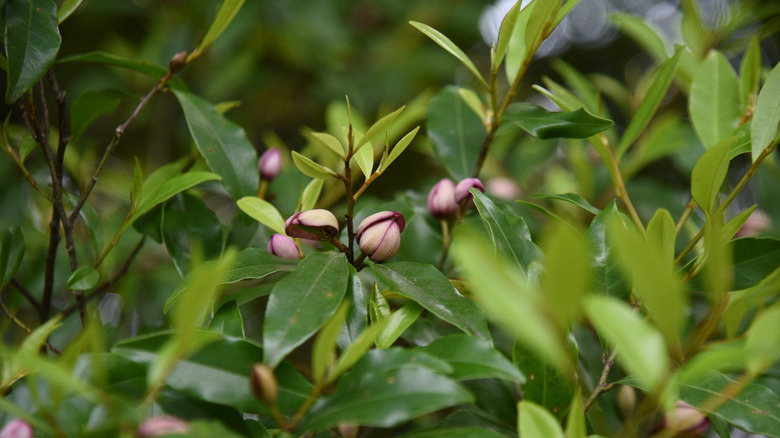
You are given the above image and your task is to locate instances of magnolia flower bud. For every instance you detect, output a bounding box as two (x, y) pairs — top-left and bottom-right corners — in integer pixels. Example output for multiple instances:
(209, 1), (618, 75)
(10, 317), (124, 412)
(617, 385), (636, 418)
(258, 148), (282, 181)
(735, 209), (771, 238)
(428, 178), (458, 219)
(454, 178), (485, 209)
(0, 419), (33, 438)
(663, 401), (710, 437)
(137, 416), (190, 437)
(487, 177), (520, 201)
(285, 209), (339, 241)
(268, 234), (300, 259)
(168, 51), (188, 73)
(250, 363), (279, 407)
(356, 211), (405, 262)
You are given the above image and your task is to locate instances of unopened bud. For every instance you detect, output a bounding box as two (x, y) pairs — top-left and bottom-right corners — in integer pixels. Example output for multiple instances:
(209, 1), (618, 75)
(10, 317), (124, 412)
(0, 419), (32, 438)
(337, 422), (359, 438)
(250, 363), (278, 406)
(285, 209), (339, 241)
(138, 416), (189, 437)
(617, 385), (636, 418)
(356, 211), (405, 262)
(427, 178), (458, 219)
(735, 209), (771, 238)
(258, 148), (283, 181)
(168, 51), (188, 73)
(454, 178), (485, 209)
(268, 234), (300, 259)
(663, 401), (710, 437)
(486, 177), (520, 201)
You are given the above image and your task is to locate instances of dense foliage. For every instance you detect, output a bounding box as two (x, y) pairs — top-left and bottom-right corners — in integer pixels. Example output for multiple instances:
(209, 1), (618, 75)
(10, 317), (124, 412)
(1, 0), (780, 437)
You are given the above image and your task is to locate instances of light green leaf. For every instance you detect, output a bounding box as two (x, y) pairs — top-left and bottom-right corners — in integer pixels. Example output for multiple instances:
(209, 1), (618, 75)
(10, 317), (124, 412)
(301, 178), (324, 212)
(505, 0), (559, 84)
(310, 131), (346, 158)
(380, 126), (420, 173)
(722, 205), (757, 241)
(291, 150), (339, 180)
(745, 304), (780, 374)
(691, 135), (732, 214)
(376, 301), (423, 349)
(328, 318), (389, 383)
(646, 208), (676, 265)
(611, 12), (668, 61)
(356, 105), (406, 149)
(689, 51), (741, 148)
(493, 0), (524, 71)
(565, 390), (586, 438)
(518, 400), (564, 438)
(530, 192), (600, 215)
(740, 35), (761, 109)
(192, 0), (245, 57)
(751, 60), (780, 161)
(236, 196), (286, 235)
(353, 137), (374, 180)
(410, 21), (488, 89)
(66, 266), (99, 291)
(541, 223), (589, 328)
(312, 301), (349, 383)
(57, 0), (83, 23)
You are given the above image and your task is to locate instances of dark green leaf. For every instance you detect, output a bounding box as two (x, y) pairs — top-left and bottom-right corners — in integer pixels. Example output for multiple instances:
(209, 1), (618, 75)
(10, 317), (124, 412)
(514, 341), (575, 421)
(689, 50), (741, 148)
(301, 367), (472, 431)
(410, 21), (488, 89)
(731, 237), (780, 290)
(70, 88), (130, 140)
(402, 427), (510, 438)
(66, 266), (99, 291)
(209, 301), (245, 338)
(56, 0), (82, 23)
(339, 264), (368, 349)
(57, 51), (167, 78)
(427, 86), (486, 181)
(162, 193), (223, 276)
(263, 252), (349, 368)
(531, 192), (600, 215)
(350, 348), (453, 376)
(420, 334), (525, 382)
(499, 103), (613, 139)
(751, 59), (780, 161)
(0, 227), (25, 289)
(173, 88), (259, 200)
(472, 191), (542, 270)
(4, 0), (61, 103)
(370, 262), (490, 339)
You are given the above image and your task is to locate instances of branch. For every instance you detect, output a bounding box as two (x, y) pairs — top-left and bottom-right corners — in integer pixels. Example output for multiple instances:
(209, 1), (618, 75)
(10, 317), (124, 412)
(0, 289), (62, 355)
(11, 278), (41, 313)
(582, 349), (618, 413)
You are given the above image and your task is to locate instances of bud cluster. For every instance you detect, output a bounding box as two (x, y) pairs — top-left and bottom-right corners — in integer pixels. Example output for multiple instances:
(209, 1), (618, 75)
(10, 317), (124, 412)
(427, 177), (485, 218)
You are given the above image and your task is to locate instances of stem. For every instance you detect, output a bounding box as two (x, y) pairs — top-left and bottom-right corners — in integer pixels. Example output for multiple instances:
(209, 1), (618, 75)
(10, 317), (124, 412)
(353, 171), (380, 200)
(436, 219), (451, 271)
(675, 197), (697, 235)
(610, 154), (645, 235)
(0, 289), (62, 354)
(11, 278), (41, 314)
(287, 383), (325, 430)
(582, 349), (618, 413)
(683, 292), (730, 359)
(342, 124), (356, 264)
(257, 178), (269, 199)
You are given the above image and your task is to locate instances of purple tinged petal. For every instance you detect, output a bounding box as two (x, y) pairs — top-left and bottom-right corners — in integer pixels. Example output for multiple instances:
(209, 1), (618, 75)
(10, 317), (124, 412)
(0, 420), (32, 438)
(356, 211), (405, 262)
(285, 209), (339, 240)
(137, 416), (190, 437)
(268, 234), (300, 259)
(454, 178), (485, 209)
(258, 148), (282, 180)
(427, 178), (458, 219)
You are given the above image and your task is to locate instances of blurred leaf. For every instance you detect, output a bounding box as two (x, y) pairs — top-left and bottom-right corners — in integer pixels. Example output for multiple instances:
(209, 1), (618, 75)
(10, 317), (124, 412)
(4, 0), (61, 103)
(353, 136), (374, 180)
(458, 87), (486, 121)
(678, 341), (748, 383)
(370, 262), (490, 339)
(264, 252), (349, 368)
(57, 0), (83, 23)
(530, 192), (600, 215)
(163, 193), (223, 276)
(376, 301), (423, 349)
(646, 208), (676, 265)
(541, 224), (589, 328)
(356, 105), (405, 149)
(517, 400), (564, 438)
(549, 59), (600, 114)
(291, 150), (339, 179)
(473, 191), (542, 270)
(505, 0), (559, 84)
(751, 60), (780, 161)
(731, 238), (780, 290)
(1, 314), (62, 390)
(740, 35), (761, 109)
(722, 206), (757, 241)
(584, 295), (668, 390)
(691, 135), (732, 214)
(192, 0), (245, 57)
(617, 48), (682, 157)
(311, 301), (348, 383)
(499, 104), (613, 139)
(402, 428), (510, 438)
(745, 305), (780, 374)
(588, 202), (631, 300)
(236, 196), (286, 235)
(565, 389), (586, 438)
(58, 51), (168, 77)
(301, 367), (472, 431)
(66, 266), (99, 291)
(427, 86), (486, 181)
(420, 334), (525, 382)
(410, 21), (488, 89)
(173, 88), (258, 199)
(380, 126), (420, 173)
(310, 131), (346, 158)
(611, 13), (668, 61)
(0, 227), (25, 289)
(209, 301), (245, 338)
(70, 89), (129, 140)
(689, 51), (741, 148)
(679, 372), (780, 437)
(514, 339), (576, 421)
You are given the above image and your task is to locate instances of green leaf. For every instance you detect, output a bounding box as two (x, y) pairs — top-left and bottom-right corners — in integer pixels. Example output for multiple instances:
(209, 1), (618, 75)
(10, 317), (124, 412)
(263, 252), (349, 368)
(409, 21), (488, 90)
(745, 305), (780, 374)
(493, 0), (524, 71)
(376, 301), (423, 349)
(380, 126), (420, 173)
(310, 131), (346, 158)
(401, 427), (511, 438)
(349, 348), (453, 376)
(162, 193), (223, 276)
(730, 238), (780, 290)
(584, 295), (668, 390)
(301, 178), (324, 212)
(328, 318), (389, 382)
(4, 0), (61, 103)
(0, 227), (25, 289)
(588, 202), (631, 300)
(617, 47), (682, 157)
(722, 205), (757, 241)
(236, 196), (286, 236)
(611, 13), (668, 61)
(530, 192), (600, 215)
(132, 171), (221, 222)
(565, 390), (586, 438)
(301, 367), (472, 431)
(66, 266), (99, 291)
(689, 51), (742, 148)
(291, 150), (339, 180)
(679, 372), (780, 437)
(209, 301), (245, 338)
(311, 301), (348, 383)
(505, 0), (559, 85)
(518, 401), (564, 438)
(172, 88), (259, 199)
(646, 208), (676, 265)
(472, 191), (542, 270)
(541, 223), (590, 328)
(740, 35), (761, 109)
(370, 262), (490, 339)
(419, 334), (525, 382)
(70, 88), (128, 140)
(514, 339), (577, 421)
(57, 51), (167, 78)
(427, 86), (486, 180)
(57, 0), (83, 23)
(352, 136), (374, 180)
(356, 105), (405, 150)
(751, 60), (780, 161)
(678, 341), (748, 383)
(192, 0), (245, 57)
(340, 264), (367, 348)
(691, 135), (732, 214)
(499, 103), (614, 139)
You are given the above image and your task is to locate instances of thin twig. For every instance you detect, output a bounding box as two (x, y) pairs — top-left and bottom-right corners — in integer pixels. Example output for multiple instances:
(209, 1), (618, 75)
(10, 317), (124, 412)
(0, 289), (62, 355)
(675, 197), (697, 235)
(583, 349), (618, 413)
(10, 278), (41, 314)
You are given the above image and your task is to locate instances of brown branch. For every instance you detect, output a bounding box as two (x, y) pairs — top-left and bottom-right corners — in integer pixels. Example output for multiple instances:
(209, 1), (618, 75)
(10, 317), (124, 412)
(583, 349), (618, 413)
(11, 278), (41, 314)
(0, 289), (62, 355)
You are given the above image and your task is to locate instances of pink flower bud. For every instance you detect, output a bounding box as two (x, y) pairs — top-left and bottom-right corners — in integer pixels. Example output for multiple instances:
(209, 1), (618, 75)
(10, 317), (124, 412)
(356, 211), (405, 262)
(454, 178), (485, 209)
(735, 209), (771, 238)
(663, 401), (710, 437)
(137, 416), (190, 437)
(486, 177), (520, 201)
(285, 209), (339, 241)
(427, 178), (458, 219)
(0, 420), (32, 438)
(258, 148), (282, 180)
(250, 363), (279, 407)
(267, 234), (300, 259)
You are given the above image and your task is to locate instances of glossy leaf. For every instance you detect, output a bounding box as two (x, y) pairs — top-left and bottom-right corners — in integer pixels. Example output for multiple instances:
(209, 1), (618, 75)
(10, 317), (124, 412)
(340, 264), (367, 348)
(584, 295), (668, 390)
(689, 51), (741, 148)
(531, 192), (600, 215)
(57, 0), (83, 23)
(0, 228), (25, 289)
(356, 105), (405, 150)
(311, 301), (348, 383)
(328, 318), (390, 382)
(518, 400), (564, 438)
(514, 340), (576, 421)
(380, 126), (420, 173)
(473, 191), (542, 270)
(263, 252), (349, 368)
(499, 103), (613, 139)
(193, 0), (245, 57)
(208, 301), (245, 338)
(376, 301), (423, 349)
(301, 178), (324, 212)
(4, 0), (61, 103)
(353, 136), (374, 179)
(163, 193), (223, 276)
(370, 262), (490, 339)
(301, 367), (472, 431)
(730, 238), (780, 290)
(617, 48), (682, 157)
(66, 266), (99, 291)
(740, 35), (761, 109)
(410, 21), (488, 89)
(588, 202), (631, 300)
(751, 60), (780, 161)
(173, 88), (259, 199)
(236, 196), (286, 235)
(420, 334), (525, 382)
(291, 150), (339, 180)
(427, 86), (486, 181)
(310, 131), (346, 157)
(132, 171), (221, 222)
